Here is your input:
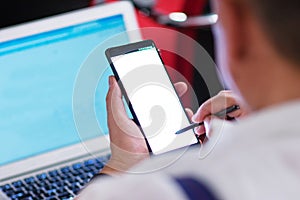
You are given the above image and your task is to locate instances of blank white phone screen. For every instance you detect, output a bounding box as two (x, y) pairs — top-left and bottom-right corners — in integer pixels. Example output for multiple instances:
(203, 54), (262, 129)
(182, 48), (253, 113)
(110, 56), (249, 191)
(111, 45), (198, 154)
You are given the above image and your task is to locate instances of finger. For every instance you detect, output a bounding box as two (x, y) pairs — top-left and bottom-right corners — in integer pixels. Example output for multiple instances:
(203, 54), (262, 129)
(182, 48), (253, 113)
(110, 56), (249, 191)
(174, 82), (188, 97)
(226, 109), (243, 118)
(184, 107), (206, 136)
(194, 124), (206, 136)
(192, 101), (212, 123)
(185, 108), (194, 120)
(106, 77), (144, 141)
(203, 116), (215, 138)
(192, 90), (238, 122)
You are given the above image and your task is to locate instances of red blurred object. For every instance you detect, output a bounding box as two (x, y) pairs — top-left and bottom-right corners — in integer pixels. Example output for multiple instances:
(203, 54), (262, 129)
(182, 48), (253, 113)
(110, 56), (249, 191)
(138, 0), (208, 108)
(100, 0), (208, 107)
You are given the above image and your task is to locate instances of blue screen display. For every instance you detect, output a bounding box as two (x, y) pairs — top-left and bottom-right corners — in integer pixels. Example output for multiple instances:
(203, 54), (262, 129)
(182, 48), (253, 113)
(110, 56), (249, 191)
(0, 15), (128, 165)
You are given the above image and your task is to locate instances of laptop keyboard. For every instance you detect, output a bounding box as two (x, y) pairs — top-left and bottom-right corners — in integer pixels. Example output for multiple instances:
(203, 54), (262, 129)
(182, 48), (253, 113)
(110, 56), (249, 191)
(0, 154), (110, 200)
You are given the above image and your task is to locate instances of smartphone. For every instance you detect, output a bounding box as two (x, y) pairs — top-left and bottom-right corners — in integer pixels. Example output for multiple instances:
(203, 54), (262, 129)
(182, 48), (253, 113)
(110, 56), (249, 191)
(105, 40), (198, 155)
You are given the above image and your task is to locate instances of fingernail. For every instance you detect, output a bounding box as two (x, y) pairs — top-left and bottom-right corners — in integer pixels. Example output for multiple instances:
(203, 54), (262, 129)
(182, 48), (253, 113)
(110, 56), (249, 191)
(191, 115), (197, 122)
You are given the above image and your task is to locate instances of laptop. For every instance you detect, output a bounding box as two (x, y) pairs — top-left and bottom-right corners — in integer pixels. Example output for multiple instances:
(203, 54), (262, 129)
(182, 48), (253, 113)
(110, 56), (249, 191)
(0, 1), (142, 199)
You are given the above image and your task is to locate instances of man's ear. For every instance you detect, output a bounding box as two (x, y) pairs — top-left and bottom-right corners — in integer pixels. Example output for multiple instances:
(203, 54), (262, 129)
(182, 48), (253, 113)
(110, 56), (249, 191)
(216, 0), (250, 61)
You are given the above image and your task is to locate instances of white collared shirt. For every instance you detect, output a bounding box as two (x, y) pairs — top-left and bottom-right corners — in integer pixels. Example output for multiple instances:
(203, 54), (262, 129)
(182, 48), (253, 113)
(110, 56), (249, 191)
(78, 101), (300, 199)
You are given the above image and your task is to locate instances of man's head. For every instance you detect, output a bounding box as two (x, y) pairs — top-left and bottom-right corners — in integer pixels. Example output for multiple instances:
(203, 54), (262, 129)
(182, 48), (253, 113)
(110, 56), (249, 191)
(212, 0), (300, 111)
(247, 0), (300, 65)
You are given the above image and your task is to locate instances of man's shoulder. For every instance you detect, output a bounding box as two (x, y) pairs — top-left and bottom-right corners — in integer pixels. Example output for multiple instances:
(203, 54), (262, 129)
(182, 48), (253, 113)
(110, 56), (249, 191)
(136, 101), (300, 199)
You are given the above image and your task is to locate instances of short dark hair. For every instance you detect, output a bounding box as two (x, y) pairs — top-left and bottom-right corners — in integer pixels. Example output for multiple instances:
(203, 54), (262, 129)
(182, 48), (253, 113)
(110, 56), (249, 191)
(246, 0), (300, 65)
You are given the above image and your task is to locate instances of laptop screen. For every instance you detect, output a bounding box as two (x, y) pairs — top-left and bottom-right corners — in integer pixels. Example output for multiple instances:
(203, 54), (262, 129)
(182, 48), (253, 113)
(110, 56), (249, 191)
(0, 14), (129, 166)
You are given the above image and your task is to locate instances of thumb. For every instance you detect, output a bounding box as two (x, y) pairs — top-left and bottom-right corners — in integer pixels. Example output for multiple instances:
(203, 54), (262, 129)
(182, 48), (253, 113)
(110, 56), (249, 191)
(106, 76), (128, 124)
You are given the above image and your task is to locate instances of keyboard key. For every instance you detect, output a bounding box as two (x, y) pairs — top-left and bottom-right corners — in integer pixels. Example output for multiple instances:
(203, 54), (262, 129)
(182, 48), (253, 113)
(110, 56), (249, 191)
(43, 188), (57, 197)
(1, 184), (12, 191)
(82, 166), (93, 173)
(24, 177), (35, 184)
(84, 159), (96, 166)
(58, 191), (72, 199)
(94, 162), (104, 169)
(36, 173), (48, 180)
(98, 155), (111, 163)
(24, 183), (39, 191)
(30, 191), (44, 199)
(72, 163), (83, 170)
(44, 183), (56, 190)
(11, 188), (24, 196)
(55, 181), (65, 188)
(63, 180), (72, 188)
(45, 197), (58, 200)
(74, 176), (84, 184)
(11, 191), (27, 199)
(67, 177), (77, 184)
(56, 186), (67, 194)
(73, 188), (81, 195)
(61, 166), (71, 173)
(48, 170), (59, 177)
(12, 180), (24, 188)
(31, 188), (44, 195)
(49, 175), (62, 182)
(21, 196), (35, 200)
(37, 180), (50, 187)
(70, 169), (81, 176)
(4, 190), (15, 197)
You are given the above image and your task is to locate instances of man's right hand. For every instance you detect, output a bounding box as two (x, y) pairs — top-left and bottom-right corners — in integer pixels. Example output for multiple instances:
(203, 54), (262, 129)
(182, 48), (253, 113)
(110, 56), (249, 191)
(191, 90), (249, 136)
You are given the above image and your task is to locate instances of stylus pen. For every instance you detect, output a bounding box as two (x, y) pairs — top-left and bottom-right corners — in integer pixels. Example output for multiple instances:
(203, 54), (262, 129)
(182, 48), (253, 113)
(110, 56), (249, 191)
(175, 105), (240, 135)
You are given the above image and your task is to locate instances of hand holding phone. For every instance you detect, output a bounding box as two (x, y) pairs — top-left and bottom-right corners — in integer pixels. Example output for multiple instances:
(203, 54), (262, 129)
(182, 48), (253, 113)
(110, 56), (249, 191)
(105, 40), (198, 155)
